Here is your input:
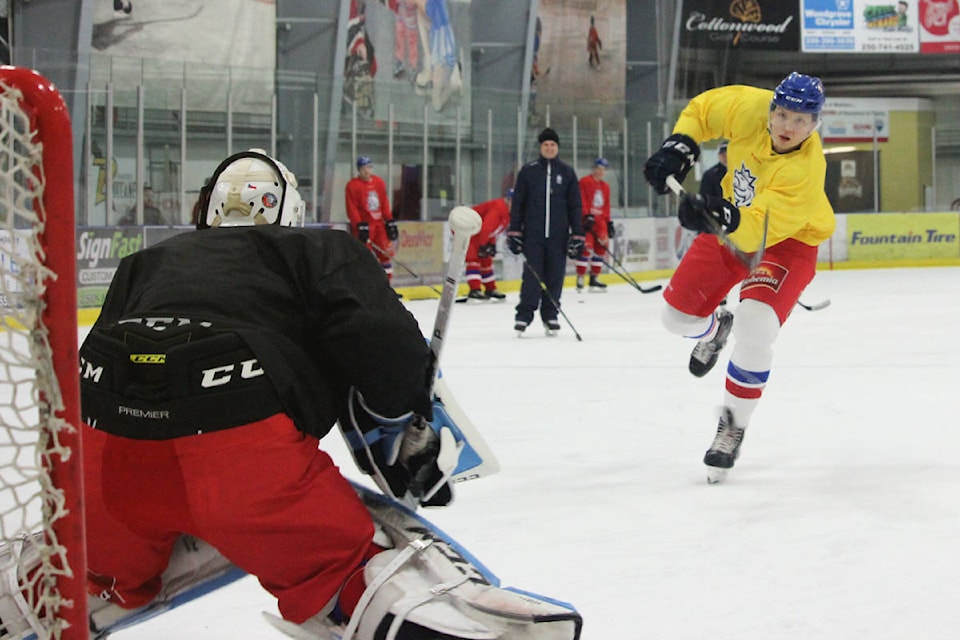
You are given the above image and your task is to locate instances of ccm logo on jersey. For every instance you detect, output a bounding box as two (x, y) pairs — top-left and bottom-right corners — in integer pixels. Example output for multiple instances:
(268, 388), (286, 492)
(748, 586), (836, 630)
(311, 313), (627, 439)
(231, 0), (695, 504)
(130, 353), (165, 364)
(200, 358), (265, 388)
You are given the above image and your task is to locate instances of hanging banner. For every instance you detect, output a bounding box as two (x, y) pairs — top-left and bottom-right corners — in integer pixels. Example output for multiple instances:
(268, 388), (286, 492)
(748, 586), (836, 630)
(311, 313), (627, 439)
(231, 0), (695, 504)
(532, 0), (627, 130)
(801, 0), (920, 52)
(681, 0), (800, 50)
(91, 1), (275, 112)
(919, 0), (960, 52)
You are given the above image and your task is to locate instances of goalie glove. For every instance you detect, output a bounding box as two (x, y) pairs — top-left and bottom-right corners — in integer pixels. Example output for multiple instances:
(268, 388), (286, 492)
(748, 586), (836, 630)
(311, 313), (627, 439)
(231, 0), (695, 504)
(678, 193), (741, 234)
(342, 387), (460, 508)
(643, 133), (700, 195)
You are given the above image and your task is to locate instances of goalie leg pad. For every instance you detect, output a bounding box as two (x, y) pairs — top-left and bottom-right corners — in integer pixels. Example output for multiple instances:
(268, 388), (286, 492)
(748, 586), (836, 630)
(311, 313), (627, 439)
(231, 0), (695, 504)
(346, 484), (583, 640)
(0, 533), (45, 639)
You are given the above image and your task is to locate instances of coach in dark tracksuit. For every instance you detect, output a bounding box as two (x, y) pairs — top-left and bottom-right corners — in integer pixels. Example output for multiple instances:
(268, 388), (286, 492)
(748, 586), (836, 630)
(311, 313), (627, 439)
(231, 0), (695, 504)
(506, 127), (585, 334)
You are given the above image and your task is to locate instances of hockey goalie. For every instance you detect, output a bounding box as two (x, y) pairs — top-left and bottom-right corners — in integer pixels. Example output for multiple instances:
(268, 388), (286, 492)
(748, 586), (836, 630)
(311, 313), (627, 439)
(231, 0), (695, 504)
(0, 150), (581, 640)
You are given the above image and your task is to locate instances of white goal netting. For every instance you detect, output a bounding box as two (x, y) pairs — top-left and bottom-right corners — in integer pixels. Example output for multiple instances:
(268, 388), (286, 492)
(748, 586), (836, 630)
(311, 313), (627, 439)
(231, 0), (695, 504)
(0, 70), (86, 640)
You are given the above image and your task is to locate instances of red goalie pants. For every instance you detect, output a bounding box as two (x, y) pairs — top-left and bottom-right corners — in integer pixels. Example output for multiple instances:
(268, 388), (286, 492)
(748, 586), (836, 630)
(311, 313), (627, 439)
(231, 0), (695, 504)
(83, 414), (376, 624)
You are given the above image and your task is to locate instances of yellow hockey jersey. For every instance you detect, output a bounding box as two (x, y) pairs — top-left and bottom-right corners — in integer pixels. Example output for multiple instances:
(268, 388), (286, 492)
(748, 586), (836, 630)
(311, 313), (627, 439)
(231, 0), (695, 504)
(674, 85), (835, 250)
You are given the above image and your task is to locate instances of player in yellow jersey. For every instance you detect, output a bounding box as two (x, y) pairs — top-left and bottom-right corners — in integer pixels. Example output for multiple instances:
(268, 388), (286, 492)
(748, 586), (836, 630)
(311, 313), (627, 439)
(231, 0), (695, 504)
(643, 72), (835, 483)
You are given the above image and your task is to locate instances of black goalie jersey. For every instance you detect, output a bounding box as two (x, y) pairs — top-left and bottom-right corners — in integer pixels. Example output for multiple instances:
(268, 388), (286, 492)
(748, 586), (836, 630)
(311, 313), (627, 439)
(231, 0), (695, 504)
(80, 226), (434, 440)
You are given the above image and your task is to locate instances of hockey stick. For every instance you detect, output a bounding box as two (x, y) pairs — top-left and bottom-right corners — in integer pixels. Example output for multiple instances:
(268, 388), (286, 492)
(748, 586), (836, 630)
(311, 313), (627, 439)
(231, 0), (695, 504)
(521, 256), (583, 341)
(596, 254), (662, 293)
(427, 207), (482, 386)
(588, 231), (662, 293)
(369, 241), (444, 297)
(797, 298), (831, 311)
(665, 175), (768, 270)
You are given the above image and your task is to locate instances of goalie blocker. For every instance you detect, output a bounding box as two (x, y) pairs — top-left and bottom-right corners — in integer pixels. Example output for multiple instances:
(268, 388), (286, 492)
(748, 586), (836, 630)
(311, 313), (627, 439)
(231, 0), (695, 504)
(0, 483), (582, 640)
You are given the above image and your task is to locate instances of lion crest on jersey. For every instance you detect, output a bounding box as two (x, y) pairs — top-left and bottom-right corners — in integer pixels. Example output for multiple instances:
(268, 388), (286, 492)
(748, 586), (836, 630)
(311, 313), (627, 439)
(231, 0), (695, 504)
(731, 161), (757, 208)
(366, 190), (382, 217)
(591, 190), (605, 209)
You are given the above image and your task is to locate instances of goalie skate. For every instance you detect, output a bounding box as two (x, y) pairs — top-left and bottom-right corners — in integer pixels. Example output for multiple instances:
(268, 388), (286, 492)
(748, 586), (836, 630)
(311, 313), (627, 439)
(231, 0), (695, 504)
(267, 483), (583, 640)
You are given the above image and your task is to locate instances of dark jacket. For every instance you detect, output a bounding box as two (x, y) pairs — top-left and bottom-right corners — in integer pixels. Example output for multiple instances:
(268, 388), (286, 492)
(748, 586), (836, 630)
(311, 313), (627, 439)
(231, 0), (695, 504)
(509, 156), (583, 244)
(699, 162), (727, 200)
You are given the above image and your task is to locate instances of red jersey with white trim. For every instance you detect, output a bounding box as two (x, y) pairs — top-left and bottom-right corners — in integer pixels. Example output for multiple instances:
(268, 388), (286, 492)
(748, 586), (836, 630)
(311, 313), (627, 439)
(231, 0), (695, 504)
(673, 85), (835, 250)
(345, 175), (393, 225)
(578, 175), (610, 225)
(472, 197), (511, 245)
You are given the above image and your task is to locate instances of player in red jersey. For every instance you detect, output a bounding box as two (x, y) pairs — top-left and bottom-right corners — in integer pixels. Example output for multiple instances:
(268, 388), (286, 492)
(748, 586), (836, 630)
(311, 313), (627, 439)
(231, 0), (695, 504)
(345, 156), (398, 282)
(463, 190), (513, 301)
(576, 158), (612, 292)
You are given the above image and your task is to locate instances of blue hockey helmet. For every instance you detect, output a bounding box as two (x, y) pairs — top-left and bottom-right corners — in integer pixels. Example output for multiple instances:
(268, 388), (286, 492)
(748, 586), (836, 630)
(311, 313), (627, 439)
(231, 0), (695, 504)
(771, 72), (825, 115)
(594, 157), (609, 168)
(505, 188), (515, 198)
(356, 155), (373, 169)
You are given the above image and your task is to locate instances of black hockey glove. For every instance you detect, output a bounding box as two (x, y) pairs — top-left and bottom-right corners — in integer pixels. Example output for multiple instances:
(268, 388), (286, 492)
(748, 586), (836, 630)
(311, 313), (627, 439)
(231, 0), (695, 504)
(678, 194), (741, 235)
(607, 219), (616, 238)
(340, 388), (457, 508)
(643, 133), (700, 195)
(506, 231), (524, 255)
(385, 219), (399, 241)
(477, 242), (496, 258)
(355, 221), (370, 244)
(583, 214), (596, 232)
(567, 234), (586, 259)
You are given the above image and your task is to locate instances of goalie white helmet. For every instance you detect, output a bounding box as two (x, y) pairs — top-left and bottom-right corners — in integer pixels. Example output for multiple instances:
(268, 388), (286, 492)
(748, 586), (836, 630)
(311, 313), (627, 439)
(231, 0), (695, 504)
(198, 149), (305, 229)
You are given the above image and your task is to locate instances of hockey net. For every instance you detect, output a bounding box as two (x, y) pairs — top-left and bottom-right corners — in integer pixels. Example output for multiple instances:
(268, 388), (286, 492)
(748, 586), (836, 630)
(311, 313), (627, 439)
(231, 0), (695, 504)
(0, 67), (88, 639)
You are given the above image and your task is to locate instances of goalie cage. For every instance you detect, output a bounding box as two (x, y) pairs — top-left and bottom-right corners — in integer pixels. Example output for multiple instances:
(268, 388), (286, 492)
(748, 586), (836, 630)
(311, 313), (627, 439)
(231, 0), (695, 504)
(0, 67), (88, 639)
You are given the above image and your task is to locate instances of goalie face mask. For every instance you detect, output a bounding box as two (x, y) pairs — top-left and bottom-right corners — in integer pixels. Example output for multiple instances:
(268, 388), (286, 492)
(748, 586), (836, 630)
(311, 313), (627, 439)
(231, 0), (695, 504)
(197, 149), (305, 229)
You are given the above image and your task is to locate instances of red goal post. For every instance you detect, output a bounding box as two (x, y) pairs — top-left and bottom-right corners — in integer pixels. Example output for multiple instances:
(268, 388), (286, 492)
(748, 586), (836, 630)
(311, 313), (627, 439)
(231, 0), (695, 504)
(0, 66), (88, 639)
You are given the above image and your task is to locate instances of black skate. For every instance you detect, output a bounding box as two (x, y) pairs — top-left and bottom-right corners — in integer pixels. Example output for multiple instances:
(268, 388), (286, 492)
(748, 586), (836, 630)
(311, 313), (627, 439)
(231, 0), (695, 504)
(466, 289), (486, 301)
(689, 310), (733, 377)
(514, 320), (529, 336)
(576, 275), (585, 293)
(704, 408), (746, 484)
(543, 319), (561, 336)
(484, 289), (506, 301)
(588, 276), (607, 292)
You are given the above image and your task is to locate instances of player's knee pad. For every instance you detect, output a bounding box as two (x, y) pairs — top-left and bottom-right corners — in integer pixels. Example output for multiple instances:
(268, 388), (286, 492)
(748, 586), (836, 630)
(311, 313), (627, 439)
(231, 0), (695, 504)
(730, 300), (780, 370)
(733, 299), (781, 349)
(661, 304), (712, 339)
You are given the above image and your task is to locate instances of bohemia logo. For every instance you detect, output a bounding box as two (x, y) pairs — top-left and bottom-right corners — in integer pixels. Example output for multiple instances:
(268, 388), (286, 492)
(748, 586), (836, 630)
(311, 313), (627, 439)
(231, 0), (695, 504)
(686, 0), (793, 47)
(742, 262), (787, 293)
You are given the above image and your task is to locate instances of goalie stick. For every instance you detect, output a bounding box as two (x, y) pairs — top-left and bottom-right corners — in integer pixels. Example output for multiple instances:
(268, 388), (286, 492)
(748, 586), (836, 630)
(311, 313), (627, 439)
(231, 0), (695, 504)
(342, 207), (500, 508)
(665, 175), (769, 270)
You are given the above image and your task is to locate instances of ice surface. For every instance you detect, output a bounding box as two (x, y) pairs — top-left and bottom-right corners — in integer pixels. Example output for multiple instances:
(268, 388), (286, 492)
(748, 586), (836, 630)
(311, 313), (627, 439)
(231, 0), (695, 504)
(103, 266), (960, 639)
